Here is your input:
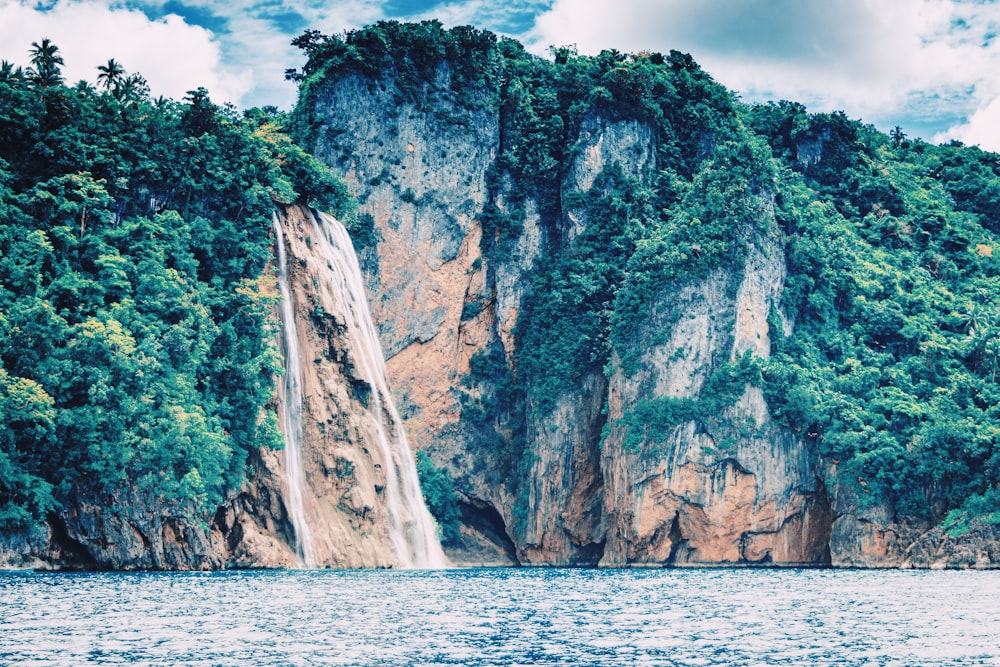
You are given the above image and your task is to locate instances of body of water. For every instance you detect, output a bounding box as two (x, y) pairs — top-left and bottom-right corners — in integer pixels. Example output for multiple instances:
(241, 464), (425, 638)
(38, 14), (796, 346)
(1, 567), (998, 666)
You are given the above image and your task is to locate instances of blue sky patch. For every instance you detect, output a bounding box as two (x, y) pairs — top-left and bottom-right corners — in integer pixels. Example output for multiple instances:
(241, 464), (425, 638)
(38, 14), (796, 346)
(6, 0), (998, 147)
(382, 0), (442, 15)
(263, 9), (309, 33)
(157, 1), (231, 34)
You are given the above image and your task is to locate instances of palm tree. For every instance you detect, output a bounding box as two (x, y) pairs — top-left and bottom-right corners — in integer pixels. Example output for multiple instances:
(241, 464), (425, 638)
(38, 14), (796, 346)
(96, 58), (125, 92)
(74, 79), (95, 96)
(890, 125), (907, 149)
(28, 38), (64, 87)
(116, 72), (149, 106)
(0, 60), (26, 85)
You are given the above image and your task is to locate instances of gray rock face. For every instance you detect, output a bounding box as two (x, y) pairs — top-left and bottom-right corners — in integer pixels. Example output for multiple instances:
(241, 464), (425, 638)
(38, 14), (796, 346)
(0, 523), (65, 570)
(298, 64), (999, 569)
(599, 220), (832, 567)
(305, 67), (521, 562)
(564, 116), (656, 241)
(311, 73), (497, 360)
(519, 369), (608, 565)
(902, 521), (1000, 569)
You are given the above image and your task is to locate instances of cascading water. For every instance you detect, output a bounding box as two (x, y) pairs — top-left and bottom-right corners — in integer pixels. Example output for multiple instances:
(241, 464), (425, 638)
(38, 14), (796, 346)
(310, 210), (447, 569)
(273, 214), (317, 569)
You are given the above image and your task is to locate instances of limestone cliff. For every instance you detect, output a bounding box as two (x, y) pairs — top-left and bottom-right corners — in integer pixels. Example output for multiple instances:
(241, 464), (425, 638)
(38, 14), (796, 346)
(299, 58), (833, 567)
(599, 230), (832, 567)
(294, 24), (1000, 570)
(306, 68), (522, 562)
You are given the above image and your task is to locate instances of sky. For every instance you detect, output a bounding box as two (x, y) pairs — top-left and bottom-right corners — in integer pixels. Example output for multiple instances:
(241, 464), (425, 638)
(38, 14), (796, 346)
(2, 0), (1000, 150)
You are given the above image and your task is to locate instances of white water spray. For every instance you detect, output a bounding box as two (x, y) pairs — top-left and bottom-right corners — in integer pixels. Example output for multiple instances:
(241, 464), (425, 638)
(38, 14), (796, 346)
(310, 210), (446, 569)
(273, 215), (317, 568)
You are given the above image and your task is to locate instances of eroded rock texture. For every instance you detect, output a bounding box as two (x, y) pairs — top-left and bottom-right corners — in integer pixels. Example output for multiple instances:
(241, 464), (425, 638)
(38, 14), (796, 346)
(2, 205), (425, 570)
(297, 64), (833, 568)
(298, 53), (998, 570)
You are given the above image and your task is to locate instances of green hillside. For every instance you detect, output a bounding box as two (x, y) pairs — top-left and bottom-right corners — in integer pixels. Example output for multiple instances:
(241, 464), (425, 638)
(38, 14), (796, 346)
(0, 42), (350, 530)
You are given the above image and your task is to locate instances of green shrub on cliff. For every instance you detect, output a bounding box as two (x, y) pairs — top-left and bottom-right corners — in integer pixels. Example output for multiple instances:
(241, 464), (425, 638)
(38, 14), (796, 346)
(416, 450), (462, 545)
(620, 352), (764, 454)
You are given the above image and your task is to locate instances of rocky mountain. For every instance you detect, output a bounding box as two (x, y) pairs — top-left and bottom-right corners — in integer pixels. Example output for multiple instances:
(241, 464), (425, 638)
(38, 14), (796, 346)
(287, 21), (1000, 569)
(2, 21), (998, 570)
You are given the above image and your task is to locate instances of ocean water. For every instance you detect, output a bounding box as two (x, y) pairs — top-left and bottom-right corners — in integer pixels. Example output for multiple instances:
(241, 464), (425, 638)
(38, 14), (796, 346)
(1, 567), (998, 666)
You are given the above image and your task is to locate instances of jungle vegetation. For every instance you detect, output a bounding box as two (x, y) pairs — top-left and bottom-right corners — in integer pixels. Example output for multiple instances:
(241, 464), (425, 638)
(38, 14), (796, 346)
(2, 21), (997, 542)
(0, 41), (352, 530)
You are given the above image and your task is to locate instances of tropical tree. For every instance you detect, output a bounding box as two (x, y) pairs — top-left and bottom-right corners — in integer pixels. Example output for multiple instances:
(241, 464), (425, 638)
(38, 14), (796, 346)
(0, 40), (356, 534)
(890, 125), (907, 149)
(96, 58), (124, 92)
(0, 60), (25, 85)
(27, 38), (64, 87)
(116, 73), (149, 106)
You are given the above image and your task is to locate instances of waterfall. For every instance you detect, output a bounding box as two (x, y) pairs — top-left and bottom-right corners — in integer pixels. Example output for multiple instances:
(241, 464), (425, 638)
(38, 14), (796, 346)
(310, 210), (447, 569)
(273, 215), (317, 569)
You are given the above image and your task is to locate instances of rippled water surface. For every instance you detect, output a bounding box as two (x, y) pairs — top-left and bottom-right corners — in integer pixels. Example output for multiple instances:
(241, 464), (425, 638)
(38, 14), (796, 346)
(2, 567), (998, 665)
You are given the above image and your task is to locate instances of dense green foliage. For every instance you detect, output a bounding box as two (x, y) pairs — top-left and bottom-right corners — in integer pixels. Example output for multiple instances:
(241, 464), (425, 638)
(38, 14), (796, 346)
(294, 22), (999, 530)
(619, 352), (764, 455)
(415, 450), (461, 545)
(0, 45), (352, 529)
(746, 103), (1000, 525)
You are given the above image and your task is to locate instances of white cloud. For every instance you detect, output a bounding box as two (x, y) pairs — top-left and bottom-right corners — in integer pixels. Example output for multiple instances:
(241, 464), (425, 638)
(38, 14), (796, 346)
(246, 0), (385, 109)
(311, 0), (385, 33)
(205, 9), (303, 110)
(0, 0), (252, 105)
(7, 0), (1000, 150)
(117, 0), (387, 109)
(528, 0), (1000, 151)
(938, 96), (1000, 150)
